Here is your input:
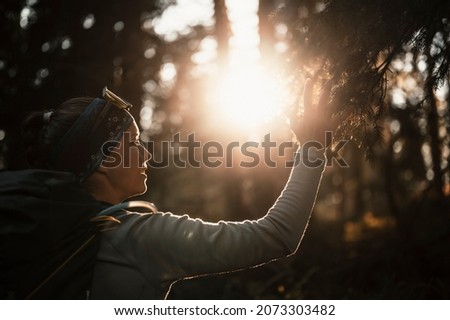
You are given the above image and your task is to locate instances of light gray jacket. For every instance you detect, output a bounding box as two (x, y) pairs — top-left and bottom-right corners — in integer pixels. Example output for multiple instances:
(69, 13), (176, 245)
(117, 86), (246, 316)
(90, 152), (325, 299)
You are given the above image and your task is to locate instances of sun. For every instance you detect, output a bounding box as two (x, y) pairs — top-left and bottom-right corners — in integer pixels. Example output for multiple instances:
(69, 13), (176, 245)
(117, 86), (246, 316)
(213, 64), (288, 134)
(198, 0), (289, 137)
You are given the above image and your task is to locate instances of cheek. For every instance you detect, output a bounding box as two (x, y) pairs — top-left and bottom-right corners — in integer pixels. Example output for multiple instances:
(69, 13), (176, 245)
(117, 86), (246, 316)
(125, 150), (146, 185)
(119, 146), (137, 168)
(102, 146), (123, 169)
(114, 148), (146, 189)
(129, 148), (142, 169)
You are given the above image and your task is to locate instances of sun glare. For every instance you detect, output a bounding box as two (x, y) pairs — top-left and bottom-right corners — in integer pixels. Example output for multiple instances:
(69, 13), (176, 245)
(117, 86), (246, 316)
(208, 0), (289, 135)
(148, 0), (292, 137)
(217, 65), (287, 130)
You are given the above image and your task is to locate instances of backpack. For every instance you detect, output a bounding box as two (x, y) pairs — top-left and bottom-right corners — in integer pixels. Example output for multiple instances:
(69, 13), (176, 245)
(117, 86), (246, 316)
(0, 169), (156, 299)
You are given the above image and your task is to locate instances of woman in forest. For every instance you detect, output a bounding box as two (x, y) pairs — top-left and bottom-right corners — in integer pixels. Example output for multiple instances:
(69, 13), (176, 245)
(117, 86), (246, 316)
(0, 79), (334, 299)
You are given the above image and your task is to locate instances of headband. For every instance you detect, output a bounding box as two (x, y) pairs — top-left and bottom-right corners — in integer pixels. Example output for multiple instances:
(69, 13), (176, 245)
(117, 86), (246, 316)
(49, 88), (134, 181)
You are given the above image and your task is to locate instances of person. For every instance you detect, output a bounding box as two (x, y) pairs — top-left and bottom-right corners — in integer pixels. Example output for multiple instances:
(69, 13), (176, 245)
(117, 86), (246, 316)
(2, 79), (335, 299)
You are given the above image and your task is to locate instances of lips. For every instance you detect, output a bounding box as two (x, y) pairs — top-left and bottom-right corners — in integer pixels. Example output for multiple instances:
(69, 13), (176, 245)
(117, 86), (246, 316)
(140, 164), (148, 176)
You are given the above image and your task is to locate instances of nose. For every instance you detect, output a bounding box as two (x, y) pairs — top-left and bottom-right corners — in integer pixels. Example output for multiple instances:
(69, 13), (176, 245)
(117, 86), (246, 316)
(140, 144), (152, 163)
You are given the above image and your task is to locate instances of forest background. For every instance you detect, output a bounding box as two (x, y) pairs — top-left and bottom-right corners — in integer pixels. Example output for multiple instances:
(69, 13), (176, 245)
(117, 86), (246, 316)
(1, 0), (449, 299)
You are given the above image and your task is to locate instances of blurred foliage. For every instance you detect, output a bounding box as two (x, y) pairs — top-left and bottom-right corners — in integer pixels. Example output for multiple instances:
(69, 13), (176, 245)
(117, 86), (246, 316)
(277, 0), (450, 153)
(1, 0), (450, 299)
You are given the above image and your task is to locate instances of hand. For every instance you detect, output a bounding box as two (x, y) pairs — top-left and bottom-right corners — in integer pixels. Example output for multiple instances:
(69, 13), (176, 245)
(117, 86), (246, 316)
(290, 78), (336, 147)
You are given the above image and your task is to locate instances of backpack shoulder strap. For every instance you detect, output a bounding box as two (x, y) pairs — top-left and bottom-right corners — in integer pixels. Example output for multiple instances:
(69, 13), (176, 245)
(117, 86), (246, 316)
(96, 200), (158, 217)
(92, 201), (158, 232)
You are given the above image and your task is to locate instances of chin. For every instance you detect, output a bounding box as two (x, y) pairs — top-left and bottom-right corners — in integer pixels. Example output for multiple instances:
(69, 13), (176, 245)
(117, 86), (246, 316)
(123, 184), (147, 200)
(139, 185), (148, 194)
(135, 184), (148, 196)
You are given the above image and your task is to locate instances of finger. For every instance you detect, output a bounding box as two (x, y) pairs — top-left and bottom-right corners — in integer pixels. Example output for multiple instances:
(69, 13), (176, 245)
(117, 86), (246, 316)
(286, 105), (297, 127)
(303, 78), (313, 116)
(287, 81), (306, 122)
(288, 97), (298, 122)
(317, 79), (332, 116)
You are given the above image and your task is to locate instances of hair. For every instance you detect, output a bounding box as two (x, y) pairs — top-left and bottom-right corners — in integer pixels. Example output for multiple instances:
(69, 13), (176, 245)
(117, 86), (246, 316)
(22, 97), (95, 169)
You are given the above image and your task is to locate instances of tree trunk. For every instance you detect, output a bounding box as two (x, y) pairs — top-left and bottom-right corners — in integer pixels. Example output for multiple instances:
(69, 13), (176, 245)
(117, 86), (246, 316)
(426, 74), (444, 197)
(258, 0), (276, 63)
(213, 0), (230, 68)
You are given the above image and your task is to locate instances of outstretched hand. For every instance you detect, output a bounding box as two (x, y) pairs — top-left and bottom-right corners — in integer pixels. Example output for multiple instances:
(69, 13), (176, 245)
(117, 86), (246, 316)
(290, 78), (336, 148)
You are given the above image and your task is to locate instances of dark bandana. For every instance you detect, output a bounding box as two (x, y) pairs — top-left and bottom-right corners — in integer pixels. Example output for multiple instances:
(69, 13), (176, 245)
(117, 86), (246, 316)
(49, 98), (133, 181)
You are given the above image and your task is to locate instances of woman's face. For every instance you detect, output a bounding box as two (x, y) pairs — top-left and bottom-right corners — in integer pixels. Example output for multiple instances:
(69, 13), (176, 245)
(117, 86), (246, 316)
(101, 121), (151, 201)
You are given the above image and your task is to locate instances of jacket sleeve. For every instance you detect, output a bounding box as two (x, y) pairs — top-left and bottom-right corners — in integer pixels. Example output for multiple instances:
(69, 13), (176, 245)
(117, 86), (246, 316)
(102, 150), (325, 283)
